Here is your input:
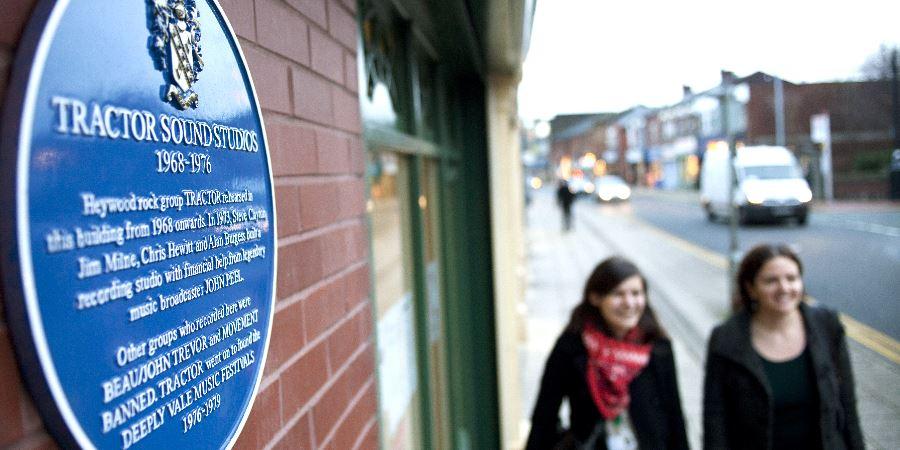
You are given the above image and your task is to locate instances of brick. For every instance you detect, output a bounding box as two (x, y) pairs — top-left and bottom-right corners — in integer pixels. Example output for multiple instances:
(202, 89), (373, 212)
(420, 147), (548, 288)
(282, 342), (329, 415)
(348, 137), (365, 175)
(298, 181), (341, 230)
(313, 347), (375, 444)
(340, 0), (357, 14)
(264, 300), (305, 375)
(339, 179), (367, 220)
(276, 237), (322, 299)
(327, 316), (361, 372)
(332, 86), (362, 133)
(1, 51), (12, 101)
(357, 419), (379, 450)
(243, 46), (292, 114)
(311, 370), (352, 441)
(266, 118), (318, 177)
(328, 1), (358, 51)
(286, 0), (328, 29)
(275, 185), (300, 238)
(276, 243), (301, 299)
(320, 228), (349, 276)
(303, 280), (347, 342)
(344, 53), (359, 93)
(10, 432), (57, 450)
(219, 0), (256, 40)
(315, 129), (350, 174)
(343, 343), (376, 399)
(346, 220), (369, 263)
(21, 391), (44, 434)
(273, 413), (313, 450)
(0, 329), (25, 447)
(0, 0), (37, 46)
(292, 67), (334, 125)
(357, 303), (374, 342)
(310, 29), (344, 84)
(346, 265), (371, 308)
(295, 236), (326, 292)
(256, 0), (310, 65)
(329, 384), (377, 450)
(233, 381), (282, 450)
(233, 423), (254, 448)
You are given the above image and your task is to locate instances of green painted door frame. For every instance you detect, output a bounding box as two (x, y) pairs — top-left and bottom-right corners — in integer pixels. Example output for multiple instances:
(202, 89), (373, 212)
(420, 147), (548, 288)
(437, 73), (500, 450)
(358, 1), (501, 448)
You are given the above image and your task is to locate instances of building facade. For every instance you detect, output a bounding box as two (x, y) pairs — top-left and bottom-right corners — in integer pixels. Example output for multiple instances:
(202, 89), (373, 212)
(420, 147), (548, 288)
(743, 79), (895, 199)
(549, 70), (896, 199)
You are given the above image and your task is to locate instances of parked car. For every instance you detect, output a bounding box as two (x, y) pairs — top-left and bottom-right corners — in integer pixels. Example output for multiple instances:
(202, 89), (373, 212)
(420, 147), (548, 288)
(700, 145), (812, 224)
(594, 175), (631, 202)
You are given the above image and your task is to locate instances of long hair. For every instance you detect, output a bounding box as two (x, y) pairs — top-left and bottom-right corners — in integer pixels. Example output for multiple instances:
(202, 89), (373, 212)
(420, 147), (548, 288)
(565, 256), (667, 343)
(735, 243), (804, 312)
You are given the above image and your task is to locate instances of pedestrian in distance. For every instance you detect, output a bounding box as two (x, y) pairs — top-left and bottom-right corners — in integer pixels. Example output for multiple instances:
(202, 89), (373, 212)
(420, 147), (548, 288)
(556, 179), (576, 231)
(703, 244), (864, 450)
(526, 256), (689, 450)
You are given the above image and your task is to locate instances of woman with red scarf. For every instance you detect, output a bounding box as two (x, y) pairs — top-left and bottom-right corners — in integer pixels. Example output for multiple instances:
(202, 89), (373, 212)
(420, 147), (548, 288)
(526, 257), (689, 450)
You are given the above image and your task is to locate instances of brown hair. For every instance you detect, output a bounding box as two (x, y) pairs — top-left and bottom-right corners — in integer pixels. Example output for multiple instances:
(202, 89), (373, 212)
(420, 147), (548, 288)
(735, 243), (804, 312)
(566, 256), (666, 342)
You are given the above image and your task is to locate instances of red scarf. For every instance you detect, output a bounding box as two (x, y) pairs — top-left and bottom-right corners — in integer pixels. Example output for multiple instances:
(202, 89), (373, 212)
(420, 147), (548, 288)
(582, 325), (652, 420)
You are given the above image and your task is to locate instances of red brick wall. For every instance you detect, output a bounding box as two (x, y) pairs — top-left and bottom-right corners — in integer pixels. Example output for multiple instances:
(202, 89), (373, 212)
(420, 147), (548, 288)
(745, 81), (893, 199)
(746, 80), (893, 144)
(0, 1), (377, 449)
(833, 176), (890, 199)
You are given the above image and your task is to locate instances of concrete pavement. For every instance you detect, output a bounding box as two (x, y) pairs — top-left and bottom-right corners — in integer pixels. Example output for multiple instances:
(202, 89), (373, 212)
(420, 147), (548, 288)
(519, 188), (900, 449)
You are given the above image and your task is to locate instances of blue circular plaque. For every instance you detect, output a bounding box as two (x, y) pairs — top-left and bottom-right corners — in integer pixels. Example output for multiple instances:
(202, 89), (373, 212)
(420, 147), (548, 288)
(1, 1), (276, 448)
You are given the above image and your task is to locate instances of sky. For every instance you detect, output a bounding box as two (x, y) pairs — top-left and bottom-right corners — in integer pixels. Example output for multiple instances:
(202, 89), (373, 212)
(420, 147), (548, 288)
(518, 0), (900, 122)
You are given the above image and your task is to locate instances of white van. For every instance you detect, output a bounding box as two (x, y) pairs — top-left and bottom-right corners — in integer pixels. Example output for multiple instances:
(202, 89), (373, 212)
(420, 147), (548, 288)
(700, 145), (812, 224)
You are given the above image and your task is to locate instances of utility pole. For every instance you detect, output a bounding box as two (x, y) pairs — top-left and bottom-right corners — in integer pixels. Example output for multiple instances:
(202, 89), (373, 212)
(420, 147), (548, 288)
(893, 48), (900, 150)
(891, 48), (900, 200)
(814, 113), (834, 202)
(774, 76), (785, 146)
(721, 79), (739, 306)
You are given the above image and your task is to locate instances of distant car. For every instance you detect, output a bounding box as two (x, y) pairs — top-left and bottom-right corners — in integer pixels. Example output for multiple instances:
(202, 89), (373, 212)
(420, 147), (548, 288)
(595, 175), (631, 202)
(568, 176), (595, 196)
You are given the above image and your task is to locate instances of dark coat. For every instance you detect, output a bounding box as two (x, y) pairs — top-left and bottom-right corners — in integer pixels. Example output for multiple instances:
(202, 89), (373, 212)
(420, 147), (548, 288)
(556, 183), (575, 210)
(526, 330), (689, 450)
(703, 303), (864, 450)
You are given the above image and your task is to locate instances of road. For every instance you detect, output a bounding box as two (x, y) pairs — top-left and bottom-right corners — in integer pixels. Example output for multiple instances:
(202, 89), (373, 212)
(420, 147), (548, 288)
(521, 189), (900, 449)
(582, 189), (900, 341)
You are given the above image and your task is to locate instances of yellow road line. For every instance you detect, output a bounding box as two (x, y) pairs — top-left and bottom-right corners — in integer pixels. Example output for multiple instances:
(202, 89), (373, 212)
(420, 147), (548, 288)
(840, 314), (900, 365)
(633, 217), (900, 365)
(635, 219), (728, 269)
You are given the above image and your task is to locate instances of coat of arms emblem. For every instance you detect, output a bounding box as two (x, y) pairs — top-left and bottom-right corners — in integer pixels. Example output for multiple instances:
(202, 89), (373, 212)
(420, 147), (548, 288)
(148, 0), (204, 109)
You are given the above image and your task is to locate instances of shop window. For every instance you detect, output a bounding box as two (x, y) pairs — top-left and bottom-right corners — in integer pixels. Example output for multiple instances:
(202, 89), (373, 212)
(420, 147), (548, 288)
(369, 152), (424, 449)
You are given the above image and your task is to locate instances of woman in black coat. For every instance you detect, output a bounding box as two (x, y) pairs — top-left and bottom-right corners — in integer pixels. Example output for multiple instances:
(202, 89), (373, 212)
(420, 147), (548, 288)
(703, 244), (864, 449)
(526, 257), (689, 450)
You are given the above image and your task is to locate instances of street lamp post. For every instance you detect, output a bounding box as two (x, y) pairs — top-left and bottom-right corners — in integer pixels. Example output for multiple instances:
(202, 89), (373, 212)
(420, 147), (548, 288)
(721, 80), (739, 306)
